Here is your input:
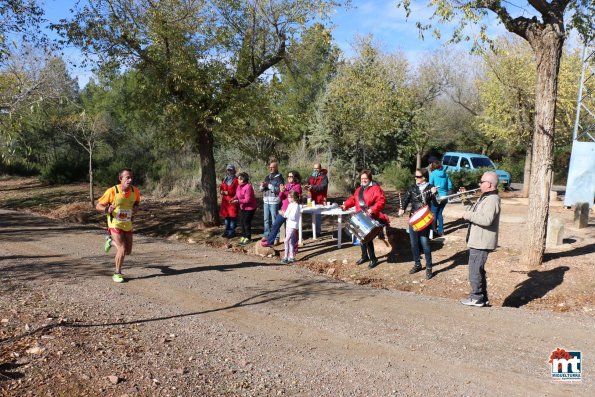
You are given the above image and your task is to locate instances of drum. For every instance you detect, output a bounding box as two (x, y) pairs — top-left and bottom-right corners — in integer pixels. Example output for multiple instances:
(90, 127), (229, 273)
(408, 206), (434, 232)
(346, 211), (383, 244)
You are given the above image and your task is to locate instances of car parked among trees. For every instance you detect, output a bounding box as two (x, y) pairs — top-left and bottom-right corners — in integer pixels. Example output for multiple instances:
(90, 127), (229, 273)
(442, 152), (511, 188)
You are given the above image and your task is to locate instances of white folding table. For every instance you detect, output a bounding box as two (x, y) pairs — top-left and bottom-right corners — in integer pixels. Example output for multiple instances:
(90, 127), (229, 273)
(298, 205), (354, 248)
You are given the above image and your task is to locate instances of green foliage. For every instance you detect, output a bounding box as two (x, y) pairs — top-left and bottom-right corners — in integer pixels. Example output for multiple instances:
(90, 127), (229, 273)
(476, 37), (535, 148)
(39, 154), (87, 185)
(309, 37), (410, 172)
(0, 0), (44, 63)
(378, 163), (412, 192)
(498, 157), (524, 183)
(447, 168), (483, 190)
(0, 159), (39, 176)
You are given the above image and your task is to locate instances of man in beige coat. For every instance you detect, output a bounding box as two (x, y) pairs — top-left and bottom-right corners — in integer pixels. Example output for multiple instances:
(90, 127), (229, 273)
(460, 171), (501, 307)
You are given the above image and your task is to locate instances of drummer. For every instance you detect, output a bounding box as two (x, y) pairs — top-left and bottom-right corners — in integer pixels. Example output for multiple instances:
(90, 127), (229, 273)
(398, 168), (438, 279)
(341, 169), (389, 269)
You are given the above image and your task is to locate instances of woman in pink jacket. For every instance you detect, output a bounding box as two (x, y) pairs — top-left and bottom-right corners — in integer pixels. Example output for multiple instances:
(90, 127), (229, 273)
(231, 172), (258, 246)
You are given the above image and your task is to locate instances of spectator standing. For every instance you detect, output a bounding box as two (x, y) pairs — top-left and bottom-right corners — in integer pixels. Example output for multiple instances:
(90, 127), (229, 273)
(231, 172), (258, 246)
(261, 171), (302, 247)
(281, 191), (301, 264)
(305, 163), (329, 235)
(398, 168), (438, 279)
(259, 162), (284, 244)
(219, 164), (239, 238)
(460, 171), (501, 307)
(429, 159), (453, 237)
(342, 169), (389, 269)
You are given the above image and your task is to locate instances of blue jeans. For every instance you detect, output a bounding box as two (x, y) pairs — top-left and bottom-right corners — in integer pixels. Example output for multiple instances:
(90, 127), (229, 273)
(408, 225), (432, 268)
(263, 202), (280, 240)
(224, 217), (237, 236)
(431, 200), (448, 235)
(267, 214), (286, 245)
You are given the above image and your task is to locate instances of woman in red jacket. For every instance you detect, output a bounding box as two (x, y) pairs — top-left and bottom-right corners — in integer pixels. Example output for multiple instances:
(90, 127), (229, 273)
(219, 164), (239, 238)
(341, 169), (389, 269)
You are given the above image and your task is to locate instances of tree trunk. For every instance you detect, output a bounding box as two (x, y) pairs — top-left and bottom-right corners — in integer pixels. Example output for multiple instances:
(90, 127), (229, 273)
(88, 147), (94, 207)
(197, 127), (219, 225)
(521, 146), (532, 198)
(521, 28), (564, 268)
(326, 148), (333, 192)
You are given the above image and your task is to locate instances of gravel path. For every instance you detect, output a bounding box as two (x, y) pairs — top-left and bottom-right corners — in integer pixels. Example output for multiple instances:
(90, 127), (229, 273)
(1, 209), (593, 396)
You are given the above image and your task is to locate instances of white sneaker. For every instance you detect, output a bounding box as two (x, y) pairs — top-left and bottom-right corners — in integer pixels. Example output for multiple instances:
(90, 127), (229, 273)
(460, 298), (485, 307)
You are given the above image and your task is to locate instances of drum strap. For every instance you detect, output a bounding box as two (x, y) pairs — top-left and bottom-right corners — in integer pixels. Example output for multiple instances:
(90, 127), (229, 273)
(358, 181), (377, 210)
(358, 185), (367, 210)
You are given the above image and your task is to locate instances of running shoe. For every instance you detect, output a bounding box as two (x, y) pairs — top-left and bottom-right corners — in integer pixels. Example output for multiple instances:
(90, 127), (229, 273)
(104, 236), (112, 253)
(112, 273), (125, 283)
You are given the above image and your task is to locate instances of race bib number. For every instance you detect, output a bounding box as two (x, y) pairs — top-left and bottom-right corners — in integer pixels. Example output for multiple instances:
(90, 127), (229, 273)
(115, 209), (132, 221)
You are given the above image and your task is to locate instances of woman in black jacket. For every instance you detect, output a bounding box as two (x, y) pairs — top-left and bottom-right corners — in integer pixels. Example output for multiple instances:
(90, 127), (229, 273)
(398, 168), (438, 279)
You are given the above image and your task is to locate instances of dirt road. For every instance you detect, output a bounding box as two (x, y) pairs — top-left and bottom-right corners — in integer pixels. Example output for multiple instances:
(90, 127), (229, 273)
(1, 209), (593, 396)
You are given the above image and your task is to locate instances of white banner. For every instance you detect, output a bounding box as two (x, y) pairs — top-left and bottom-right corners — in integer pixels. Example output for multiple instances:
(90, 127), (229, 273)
(564, 141), (595, 208)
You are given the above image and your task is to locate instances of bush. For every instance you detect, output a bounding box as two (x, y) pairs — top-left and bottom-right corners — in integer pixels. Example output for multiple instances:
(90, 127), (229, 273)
(39, 155), (88, 185)
(378, 162), (412, 191)
(94, 157), (154, 188)
(447, 168), (483, 191)
(498, 157), (524, 183)
(0, 160), (40, 176)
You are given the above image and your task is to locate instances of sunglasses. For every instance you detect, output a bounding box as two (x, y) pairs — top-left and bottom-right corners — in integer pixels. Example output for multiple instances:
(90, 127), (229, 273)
(480, 180), (490, 184)
(415, 175), (423, 178)
(288, 175), (294, 178)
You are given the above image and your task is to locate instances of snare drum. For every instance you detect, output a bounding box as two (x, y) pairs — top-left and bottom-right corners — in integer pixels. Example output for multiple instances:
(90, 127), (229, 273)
(408, 206), (434, 232)
(346, 211), (383, 244)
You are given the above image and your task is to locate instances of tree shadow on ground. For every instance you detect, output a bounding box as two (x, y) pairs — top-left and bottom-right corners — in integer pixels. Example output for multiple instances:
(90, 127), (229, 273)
(132, 261), (275, 280)
(544, 243), (595, 262)
(502, 266), (570, 308)
(432, 250), (469, 276)
(0, 211), (97, 243)
(0, 279), (349, 345)
(443, 219), (468, 235)
(0, 362), (25, 382)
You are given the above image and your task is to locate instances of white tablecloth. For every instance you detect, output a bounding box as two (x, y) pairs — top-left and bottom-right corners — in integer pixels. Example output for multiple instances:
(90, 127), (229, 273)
(298, 205), (354, 248)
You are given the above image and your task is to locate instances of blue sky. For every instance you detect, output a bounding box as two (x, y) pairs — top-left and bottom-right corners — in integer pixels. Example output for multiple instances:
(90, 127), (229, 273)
(40, 0), (512, 87)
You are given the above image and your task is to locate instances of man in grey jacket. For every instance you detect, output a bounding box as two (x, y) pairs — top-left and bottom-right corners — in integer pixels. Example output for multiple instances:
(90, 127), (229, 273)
(260, 161), (285, 244)
(460, 171), (501, 307)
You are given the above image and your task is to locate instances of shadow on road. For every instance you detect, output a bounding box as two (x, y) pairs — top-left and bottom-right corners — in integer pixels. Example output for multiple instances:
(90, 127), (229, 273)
(502, 266), (570, 308)
(443, 219), (468, 235)
(133, 261), (276, 280)
(432, 250), (469, 276)
(0, 211), (97, 243)
(0, 279), (346, 345)
(0, 362), (25, 382)
(544, 243), (595, 262)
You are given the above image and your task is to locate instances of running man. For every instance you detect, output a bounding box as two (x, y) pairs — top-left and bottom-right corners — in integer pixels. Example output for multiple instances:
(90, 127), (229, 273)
(95, 168), (140, 283)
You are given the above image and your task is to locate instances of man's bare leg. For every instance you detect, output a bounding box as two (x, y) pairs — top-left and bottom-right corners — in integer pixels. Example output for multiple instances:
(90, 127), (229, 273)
(124, 233), (133, 256)
(112, 233), (126, 274)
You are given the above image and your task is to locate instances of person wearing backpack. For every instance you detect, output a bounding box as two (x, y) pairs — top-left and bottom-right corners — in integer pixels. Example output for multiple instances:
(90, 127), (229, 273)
(96, 168), (140, 283)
